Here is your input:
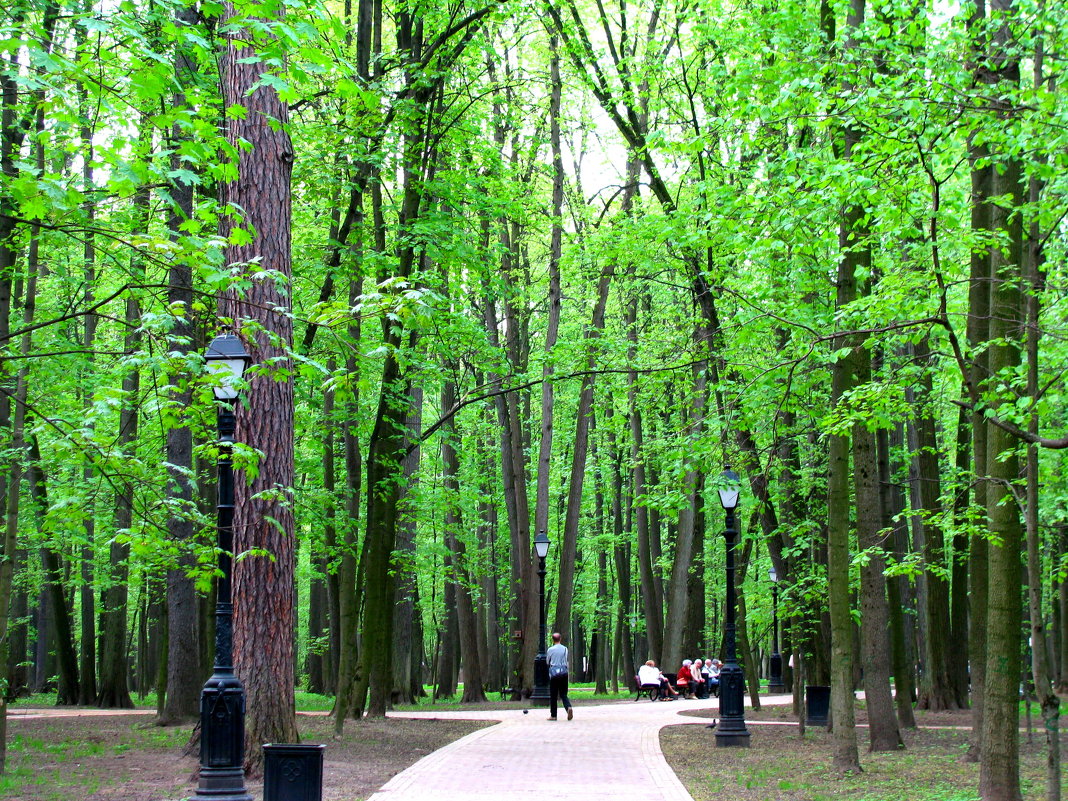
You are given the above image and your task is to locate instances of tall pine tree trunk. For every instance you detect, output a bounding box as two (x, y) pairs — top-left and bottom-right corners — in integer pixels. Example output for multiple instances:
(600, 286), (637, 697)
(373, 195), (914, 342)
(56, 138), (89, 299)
(220, 0), (299, 762)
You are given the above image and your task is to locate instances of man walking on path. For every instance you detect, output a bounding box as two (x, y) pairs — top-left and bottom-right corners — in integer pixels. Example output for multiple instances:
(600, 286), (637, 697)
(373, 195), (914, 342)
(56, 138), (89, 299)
(546, 632), (573, 721)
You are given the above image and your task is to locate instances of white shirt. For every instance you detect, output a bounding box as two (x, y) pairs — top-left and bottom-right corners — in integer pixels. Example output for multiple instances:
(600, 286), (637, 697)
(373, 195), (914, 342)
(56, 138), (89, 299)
(638, 664), (661, 684)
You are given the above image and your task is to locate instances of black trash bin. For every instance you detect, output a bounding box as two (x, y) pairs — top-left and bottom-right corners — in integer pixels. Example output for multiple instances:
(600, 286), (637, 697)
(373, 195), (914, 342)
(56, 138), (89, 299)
(805, 685), (831, 727)
(263, 743), (326, 801)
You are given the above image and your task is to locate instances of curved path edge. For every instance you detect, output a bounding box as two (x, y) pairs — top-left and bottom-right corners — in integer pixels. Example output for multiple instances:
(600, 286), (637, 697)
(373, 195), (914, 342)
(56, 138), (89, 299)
(368, 694), (793, 801)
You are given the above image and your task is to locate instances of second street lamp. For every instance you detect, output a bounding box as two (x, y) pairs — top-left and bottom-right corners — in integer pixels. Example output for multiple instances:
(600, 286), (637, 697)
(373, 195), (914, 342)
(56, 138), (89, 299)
(768, 567), (786, 693)
(715, 466), (750, 747)
(192, 332), (253, 801)
(531, 530), (551, 705)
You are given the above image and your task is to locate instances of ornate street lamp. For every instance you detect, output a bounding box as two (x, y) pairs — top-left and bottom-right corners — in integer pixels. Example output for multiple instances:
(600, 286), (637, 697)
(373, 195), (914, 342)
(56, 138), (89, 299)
(768, 566), (787, 693)
(531, 530), (551, 705)
(193, 332), (253, 801)
(716, 466), (750, 747)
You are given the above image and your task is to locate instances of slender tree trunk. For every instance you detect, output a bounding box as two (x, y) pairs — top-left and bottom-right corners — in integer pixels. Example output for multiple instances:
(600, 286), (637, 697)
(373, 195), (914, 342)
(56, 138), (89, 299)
(161, 1), (202, 724)
(441, 375), (486, 703)
(1021, 40), (1057, 800)
(879, 427), (916, 728)
(662, 363), (705, 671)
(435, 577), (459, 699)
(533, 33), (564, 554)
(332, 272), (364, 734)
(978, 123), (1025, 801)
(910, 339), (959, 711)
(826, 4), (865, 769)
(392, 379), (422, 705)
(98, 136), (150, 709)
(30, 442), (79, 705)
(627, 276), (662, 663)
(854, 388), (902, 750)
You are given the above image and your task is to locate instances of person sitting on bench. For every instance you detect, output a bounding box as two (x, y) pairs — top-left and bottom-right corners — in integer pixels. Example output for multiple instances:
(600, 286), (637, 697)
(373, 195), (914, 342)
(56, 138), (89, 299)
(676, 659), (696, 699)
(706, 658), (721, 697)
(638, 660), (678, 699)
(692, 659), (709, 698)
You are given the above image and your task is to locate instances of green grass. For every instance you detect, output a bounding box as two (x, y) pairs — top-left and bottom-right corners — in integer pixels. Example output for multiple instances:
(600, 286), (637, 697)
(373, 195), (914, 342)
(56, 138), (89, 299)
(296, 691), (334, 711)
(0, 725), (188, 801)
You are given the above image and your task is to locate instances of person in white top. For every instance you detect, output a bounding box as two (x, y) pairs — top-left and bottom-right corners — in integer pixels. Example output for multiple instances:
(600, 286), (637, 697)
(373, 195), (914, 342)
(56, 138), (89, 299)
(637, 660), (678, 699)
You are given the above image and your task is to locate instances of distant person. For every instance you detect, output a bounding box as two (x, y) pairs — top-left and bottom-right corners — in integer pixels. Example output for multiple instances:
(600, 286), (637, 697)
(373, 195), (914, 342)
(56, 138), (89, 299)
(546, 632), (573, 720)
(707, 658), (721, 697)
(692, 659), (708, 699)
(699, 657), (713, 696)
(676, 659), (696, 699)
(638, 659), (678, 699)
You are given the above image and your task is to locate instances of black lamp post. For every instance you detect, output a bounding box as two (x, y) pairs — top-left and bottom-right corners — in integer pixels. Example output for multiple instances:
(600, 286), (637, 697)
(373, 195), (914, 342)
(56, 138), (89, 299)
(716, 466), (750, 747)
(768, 566), (786, 693)
(193, 332), (253, 801)
(531, 530), (551, 705)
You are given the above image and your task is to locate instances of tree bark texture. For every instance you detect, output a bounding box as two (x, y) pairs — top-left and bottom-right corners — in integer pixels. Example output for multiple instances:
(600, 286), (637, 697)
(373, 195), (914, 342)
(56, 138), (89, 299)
(854, 401), (902, 750)
(978, 140), (1025, 801)
(220, 0), (299, 759)
(161, 0), (203, 725)
(392, 380), (423, 705)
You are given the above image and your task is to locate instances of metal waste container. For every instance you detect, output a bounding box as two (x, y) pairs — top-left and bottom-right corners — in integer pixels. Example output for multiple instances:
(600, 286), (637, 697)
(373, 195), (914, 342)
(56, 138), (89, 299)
(263, 743), (325, 801)
(805, 685), (831, 727)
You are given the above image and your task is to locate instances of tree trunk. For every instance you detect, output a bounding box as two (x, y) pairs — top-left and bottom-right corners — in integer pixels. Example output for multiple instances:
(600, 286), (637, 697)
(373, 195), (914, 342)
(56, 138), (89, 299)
(220, 0), (299, 762)
(628, 280), (662, 663)
(532, 33), (564, 561)
(435, 576), (459, 699)
(360, 40), (437, 711)
(854, 401), (902, 750)
(481, 259), (534, 696)
(332, 274), (363, 733)
(662, 364), (705, 671)
(826, 3), (864, 765)
(441, 375), (486, 703)
(1020, 40), (1057, 800)
(97, 142), (149, 710)
(879, 427), (916, 728)
(161, 1), (203, 725)
(978, 127), (1025, 801)
(909, 339), (959, 711)
(29, 439), (79, 705)
(392, 381), (422, 705)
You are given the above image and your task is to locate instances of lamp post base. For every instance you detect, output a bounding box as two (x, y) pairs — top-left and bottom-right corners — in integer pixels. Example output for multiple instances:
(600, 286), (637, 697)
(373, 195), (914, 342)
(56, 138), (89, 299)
(192, 672), (250, 801)
(531, 652), (551, 707)
(714, 728), (752, 748)
(191, 767), (253, 801)
(768, 653), (786, 693)
(715, 663), (750, 748)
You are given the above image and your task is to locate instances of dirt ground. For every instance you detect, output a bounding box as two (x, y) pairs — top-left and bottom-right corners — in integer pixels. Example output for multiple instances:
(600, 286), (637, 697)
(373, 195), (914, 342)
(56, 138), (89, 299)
(7, 701), (1062, 801)
(661, 704), (1062, 801)
(5, 711), (489, 801)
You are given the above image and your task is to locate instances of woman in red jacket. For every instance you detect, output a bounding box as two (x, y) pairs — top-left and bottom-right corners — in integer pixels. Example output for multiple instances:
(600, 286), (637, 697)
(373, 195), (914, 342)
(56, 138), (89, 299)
(676, 659), (696, 699)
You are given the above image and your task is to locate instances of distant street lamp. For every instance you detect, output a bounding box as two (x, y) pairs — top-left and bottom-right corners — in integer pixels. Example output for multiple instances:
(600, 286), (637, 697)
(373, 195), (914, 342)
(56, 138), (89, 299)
(531, 530), (551, 705)
(715, 466), (750, 747)
(193, 332), (253, 801)
(768, 567), (787, 693)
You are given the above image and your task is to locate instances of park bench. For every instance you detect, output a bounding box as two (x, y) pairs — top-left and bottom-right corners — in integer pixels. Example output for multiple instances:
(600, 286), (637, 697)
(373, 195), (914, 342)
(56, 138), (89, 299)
(633, 674), (661, 701)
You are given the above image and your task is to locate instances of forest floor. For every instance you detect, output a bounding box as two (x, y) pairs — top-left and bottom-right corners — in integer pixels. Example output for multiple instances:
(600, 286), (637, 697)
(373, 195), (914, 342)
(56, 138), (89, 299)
(663, 704), (1061, 801)
(4, 698), (1062, 800)
(3, 709), (489, 801)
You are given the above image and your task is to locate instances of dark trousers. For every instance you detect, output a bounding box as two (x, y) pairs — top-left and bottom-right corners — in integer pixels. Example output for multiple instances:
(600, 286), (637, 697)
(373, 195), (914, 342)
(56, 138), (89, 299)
(549, 673), (571, 718)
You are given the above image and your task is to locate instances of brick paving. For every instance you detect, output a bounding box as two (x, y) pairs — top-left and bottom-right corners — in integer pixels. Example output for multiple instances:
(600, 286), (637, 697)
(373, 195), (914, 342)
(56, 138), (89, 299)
(369, 693), (794, 801)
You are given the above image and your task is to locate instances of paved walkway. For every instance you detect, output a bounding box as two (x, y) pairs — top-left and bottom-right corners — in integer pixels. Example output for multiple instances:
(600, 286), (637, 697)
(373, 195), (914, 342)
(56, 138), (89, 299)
(369, 692), (794, 801)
